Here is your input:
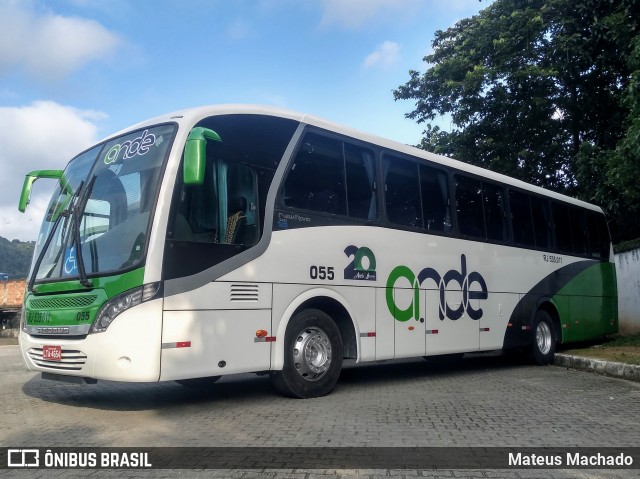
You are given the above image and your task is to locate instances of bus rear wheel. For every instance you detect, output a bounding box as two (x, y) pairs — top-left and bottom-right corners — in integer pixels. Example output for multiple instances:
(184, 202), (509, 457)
(530, 310), (556, 365)
(271, 309), (343, 399)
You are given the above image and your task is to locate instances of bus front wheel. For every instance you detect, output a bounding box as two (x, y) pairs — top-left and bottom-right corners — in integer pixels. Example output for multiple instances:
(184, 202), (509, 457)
(271, 309), (343, 399)
(530, 310), (556, 365)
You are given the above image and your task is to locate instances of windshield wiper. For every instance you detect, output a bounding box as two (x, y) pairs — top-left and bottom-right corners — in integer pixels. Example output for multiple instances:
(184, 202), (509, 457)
(27, 180), (84, 292)
(72, 174), (97, 288)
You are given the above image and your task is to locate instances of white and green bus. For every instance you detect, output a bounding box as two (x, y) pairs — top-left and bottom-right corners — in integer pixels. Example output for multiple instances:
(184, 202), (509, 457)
(18, 105), (617, 398)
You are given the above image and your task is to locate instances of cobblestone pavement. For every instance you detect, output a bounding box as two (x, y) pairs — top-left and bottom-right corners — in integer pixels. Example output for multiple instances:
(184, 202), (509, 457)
(1, 345), (639, 478)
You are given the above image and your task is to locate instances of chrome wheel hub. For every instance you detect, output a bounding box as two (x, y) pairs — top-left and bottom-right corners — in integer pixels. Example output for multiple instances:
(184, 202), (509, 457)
(293, 327), (332, 381)
(536, 320), (552, 355)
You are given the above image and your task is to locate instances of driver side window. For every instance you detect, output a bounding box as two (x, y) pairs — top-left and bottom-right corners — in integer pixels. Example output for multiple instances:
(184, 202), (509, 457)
(170, 157), (258, 246)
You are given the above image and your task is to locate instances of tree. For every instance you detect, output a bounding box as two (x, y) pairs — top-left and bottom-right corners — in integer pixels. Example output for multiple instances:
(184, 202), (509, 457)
(394, 0), (640, 241)
(0, 237), (35, 279)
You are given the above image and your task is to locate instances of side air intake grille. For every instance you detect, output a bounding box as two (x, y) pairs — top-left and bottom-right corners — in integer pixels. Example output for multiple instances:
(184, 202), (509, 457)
(230, 284), (259, 303)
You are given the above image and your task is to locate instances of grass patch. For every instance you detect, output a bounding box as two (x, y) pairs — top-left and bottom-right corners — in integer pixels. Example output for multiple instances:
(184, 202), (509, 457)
(560, 333), (640, 365)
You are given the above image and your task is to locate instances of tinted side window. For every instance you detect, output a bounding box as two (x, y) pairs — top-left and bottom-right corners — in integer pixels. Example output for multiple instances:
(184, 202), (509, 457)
(552, 202), (573, 253)
(420, 165), (452, 233)
(455, 176), (485, 238)
(530, 196), (551, 249)
(509, 191), (535, 246)
(283, 133), (346, 215)
(384, 156), (422, 228)
(483, 182), (508, 241)
(345, 144), (377, 220)
(570, 208), (588, 256)
(587, 211), (610, 260)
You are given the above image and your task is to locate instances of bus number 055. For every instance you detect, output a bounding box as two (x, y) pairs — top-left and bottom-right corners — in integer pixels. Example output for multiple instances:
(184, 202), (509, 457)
(310, 265), (334, 281)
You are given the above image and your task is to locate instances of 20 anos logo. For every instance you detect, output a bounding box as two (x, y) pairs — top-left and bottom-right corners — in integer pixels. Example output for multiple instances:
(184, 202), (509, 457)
(386, 254), (488, 322)
(344, 245), (377, 281)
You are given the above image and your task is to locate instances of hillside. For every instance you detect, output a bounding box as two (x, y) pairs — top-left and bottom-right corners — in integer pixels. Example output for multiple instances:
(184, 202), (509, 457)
(0, 236), (35, 279)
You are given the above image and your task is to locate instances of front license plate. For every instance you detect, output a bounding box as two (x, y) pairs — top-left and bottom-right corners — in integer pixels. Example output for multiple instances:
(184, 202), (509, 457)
(42, 345), (62, 361)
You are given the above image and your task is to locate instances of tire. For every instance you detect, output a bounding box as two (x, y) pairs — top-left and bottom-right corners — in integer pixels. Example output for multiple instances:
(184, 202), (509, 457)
(175, 376), (221, 389)
(530, 310), (556, 365)
(271, 309), (343, 399)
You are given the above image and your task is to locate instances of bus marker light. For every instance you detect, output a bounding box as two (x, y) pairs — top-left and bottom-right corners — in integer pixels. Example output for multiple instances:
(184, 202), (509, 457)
(408, 326), (415, 331)
(359, 332), (376, 337)
(480, 327), (490, 332)
(507, 323), (513, 327)
(426, 329), (439, 335)
(522, 325), (531, 331)
(176, 341), (191, 348)
(256, 330), (268, 338)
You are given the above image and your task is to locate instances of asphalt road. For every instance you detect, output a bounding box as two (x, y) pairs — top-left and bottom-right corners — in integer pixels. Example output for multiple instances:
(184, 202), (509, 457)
(1, 345), (639, 478)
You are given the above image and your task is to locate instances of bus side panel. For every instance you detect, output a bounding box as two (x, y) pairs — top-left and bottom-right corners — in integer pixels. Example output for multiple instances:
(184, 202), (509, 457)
(160, 281), (273, 380)
(478, 293), (519, 351)
(504, 260), (616, 348)
(555, 262), (618, 342)
(92, 298), (164, 381)
(160, 309), (271, 381)
(271, 284), (375, 370)
(375, 287), (394, 360)
(393, 286), (426, 358)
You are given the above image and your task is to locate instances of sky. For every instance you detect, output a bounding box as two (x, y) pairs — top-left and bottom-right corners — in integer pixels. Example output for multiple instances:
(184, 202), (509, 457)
(0, 0), (491, 242)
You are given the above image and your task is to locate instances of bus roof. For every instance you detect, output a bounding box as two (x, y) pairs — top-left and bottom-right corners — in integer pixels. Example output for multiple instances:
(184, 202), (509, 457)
(115, 104), (602, 213)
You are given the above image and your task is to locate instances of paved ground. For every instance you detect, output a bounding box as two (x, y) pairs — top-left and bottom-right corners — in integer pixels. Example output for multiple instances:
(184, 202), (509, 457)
(1, 344), (639, 478)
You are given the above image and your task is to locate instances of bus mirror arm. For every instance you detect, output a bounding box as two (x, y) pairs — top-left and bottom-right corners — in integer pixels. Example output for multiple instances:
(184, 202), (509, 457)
(184, 127), (222, 185)
(18, 170), (64, 213)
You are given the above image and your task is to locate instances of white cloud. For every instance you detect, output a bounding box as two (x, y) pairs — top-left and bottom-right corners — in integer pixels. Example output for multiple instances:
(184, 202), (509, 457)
(0, 1), (122, 80)
(0, 101), (104, 241)
(319, 0), (420, 29)
(364, 41), (400, 69)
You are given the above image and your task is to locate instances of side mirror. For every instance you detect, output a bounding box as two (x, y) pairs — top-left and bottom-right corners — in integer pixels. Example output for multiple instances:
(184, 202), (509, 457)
(183, 127), (222, 185)
(18, 170), (64, 212)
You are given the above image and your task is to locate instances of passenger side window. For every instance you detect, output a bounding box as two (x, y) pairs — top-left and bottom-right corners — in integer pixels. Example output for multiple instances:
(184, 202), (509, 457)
(384, 156), (422, 228)
(483, 182), (507, 241)
(509, 190), (535, 247)
(455, 176), (507, 241)
(420, 165), (452, 233)
(282, 133), (346, 215)
(552, 202), (573, 253)
(587, 211), (610, 260)
(570, 208), (588, 256)
(530, 196), (551, 249)
(281, 132), (377, 220)
(455, 176), (484, 238)
(345, 144), (377, 220)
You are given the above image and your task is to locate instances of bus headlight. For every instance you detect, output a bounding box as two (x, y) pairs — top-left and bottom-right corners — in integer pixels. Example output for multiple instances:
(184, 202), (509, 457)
(91, 282), (161, 334)
(20, 306), (26, 332)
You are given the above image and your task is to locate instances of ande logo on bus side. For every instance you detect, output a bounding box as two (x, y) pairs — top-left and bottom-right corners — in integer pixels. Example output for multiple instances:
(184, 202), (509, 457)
(342, 246), (489, 323)
(385, 254), (489, 322)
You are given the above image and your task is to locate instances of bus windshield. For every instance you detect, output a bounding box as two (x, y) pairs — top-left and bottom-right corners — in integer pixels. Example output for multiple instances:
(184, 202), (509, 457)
(31, 124), (175, 284)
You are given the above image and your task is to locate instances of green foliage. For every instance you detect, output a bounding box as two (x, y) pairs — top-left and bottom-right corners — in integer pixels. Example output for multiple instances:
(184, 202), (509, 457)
(0, 237), (34, 279)
(614, 238), (640, 254)
(606, 334), (640, 348)
(395, 0), (640, 242)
